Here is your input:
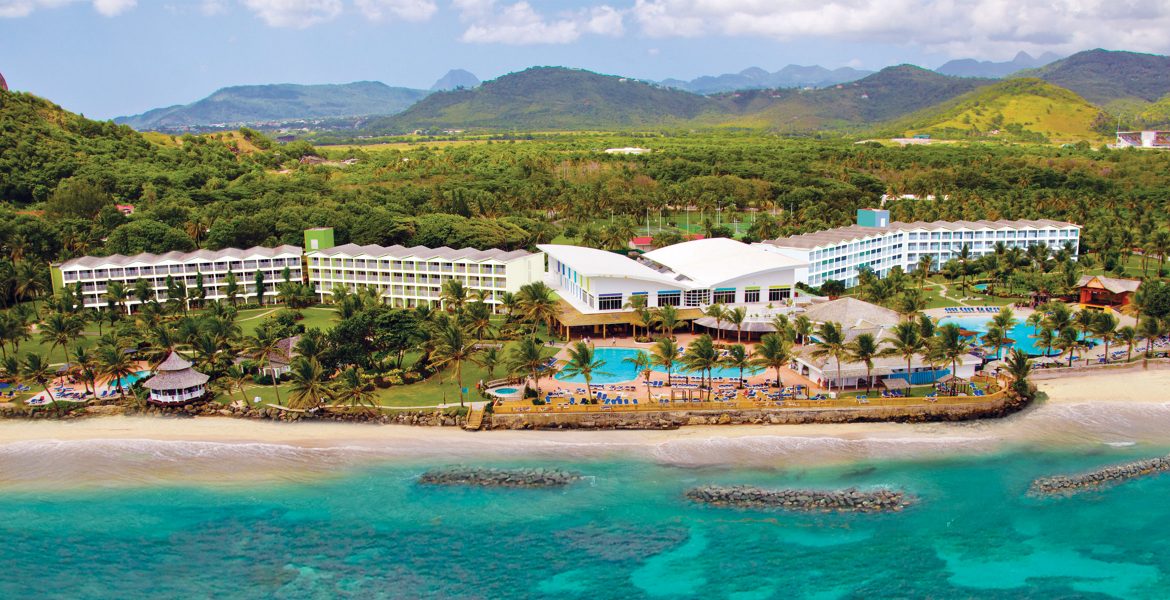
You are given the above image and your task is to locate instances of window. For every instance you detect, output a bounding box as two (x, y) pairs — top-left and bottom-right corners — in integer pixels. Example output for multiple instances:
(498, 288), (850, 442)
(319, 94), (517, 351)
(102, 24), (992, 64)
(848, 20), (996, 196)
(744, 288), (760, 303)
(657, 291), (681, 307)
(712, 289), (736, 304)
(598, 294), (623, 311)
(684, 289), (710, 307)
(768, 287), (791, 302)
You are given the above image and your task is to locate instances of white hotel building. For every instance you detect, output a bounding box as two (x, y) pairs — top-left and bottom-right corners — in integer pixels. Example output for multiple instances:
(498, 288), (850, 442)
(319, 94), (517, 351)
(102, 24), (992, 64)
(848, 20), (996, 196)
(759, 209), (1081, 288)
(539, 238), (807, 315)
(304, 229), (545, 310)
(52, 246), (304, 311)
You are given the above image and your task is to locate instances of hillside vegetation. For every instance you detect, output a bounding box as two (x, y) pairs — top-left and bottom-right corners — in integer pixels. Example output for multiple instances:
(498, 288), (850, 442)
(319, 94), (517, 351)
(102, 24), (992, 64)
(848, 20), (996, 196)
(369, 67), (718, 132)
(1027, 49), (1170, 105)
(117, 81), (428, 130)
(888, 79), (1106, 143)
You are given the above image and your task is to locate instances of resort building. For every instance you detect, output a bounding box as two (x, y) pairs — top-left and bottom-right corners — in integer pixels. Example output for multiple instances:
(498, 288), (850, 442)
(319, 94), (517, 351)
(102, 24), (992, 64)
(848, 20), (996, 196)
(1076, 275), (1140, 309)
(1115, 131), (1170, 149)
(51, 245), (304, 311)
(538, 238), (808, 337)
(143, 352), (209, 404)
(759, 209), (1081, 288)
(791, 298), (980, 390)
(303, 228), (545, 310)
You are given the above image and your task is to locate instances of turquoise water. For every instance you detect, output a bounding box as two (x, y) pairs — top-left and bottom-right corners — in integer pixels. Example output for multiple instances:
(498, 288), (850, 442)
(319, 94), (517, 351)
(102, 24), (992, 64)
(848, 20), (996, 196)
(3, 444), (1170, 598)
(973, 283), (990, 291)
(111, 370), (153, 388)
(938, 316), (1096, 358)
(494, 387), (519, 394)
(556, 347), (763, 384)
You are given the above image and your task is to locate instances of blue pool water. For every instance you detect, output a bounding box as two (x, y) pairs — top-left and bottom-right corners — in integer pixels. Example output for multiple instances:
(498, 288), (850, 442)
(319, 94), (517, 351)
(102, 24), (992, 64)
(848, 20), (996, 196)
(972, 283), (990, 291)
(493, 387), (519, 394)
(111, 370), (153, 388)
(555, 347), (762, 384)
(938, 316), (1096, 357)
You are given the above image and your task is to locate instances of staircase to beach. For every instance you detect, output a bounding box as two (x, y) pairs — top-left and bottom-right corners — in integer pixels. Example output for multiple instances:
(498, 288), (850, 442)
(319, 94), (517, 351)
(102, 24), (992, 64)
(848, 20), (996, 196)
(464, 405), (486, 431)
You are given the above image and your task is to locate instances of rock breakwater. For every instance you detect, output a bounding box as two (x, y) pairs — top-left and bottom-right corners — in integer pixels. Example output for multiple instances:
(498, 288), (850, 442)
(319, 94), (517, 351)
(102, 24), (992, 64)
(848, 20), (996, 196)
(1029, 455), (1170, 496)
(685, 485), (913, 513)
(418, 467), (580, 488)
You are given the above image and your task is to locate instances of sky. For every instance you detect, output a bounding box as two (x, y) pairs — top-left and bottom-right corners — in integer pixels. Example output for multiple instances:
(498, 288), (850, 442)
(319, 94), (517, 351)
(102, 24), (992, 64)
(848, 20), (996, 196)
(3, 0), (1170, 119)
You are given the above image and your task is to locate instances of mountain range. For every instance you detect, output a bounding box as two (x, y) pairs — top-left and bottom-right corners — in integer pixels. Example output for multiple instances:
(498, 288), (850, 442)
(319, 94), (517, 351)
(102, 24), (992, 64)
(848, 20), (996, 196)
(661, 65), (874, 94)
(935, 51), (1062, 78)
(115, 81), (428, 130)
(109, 49), (1170, 141)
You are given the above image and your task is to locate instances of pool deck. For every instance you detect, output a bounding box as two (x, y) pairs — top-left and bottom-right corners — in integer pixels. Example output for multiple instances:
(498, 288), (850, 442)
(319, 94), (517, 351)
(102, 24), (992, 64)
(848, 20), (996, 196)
(24, 361), (154, 405)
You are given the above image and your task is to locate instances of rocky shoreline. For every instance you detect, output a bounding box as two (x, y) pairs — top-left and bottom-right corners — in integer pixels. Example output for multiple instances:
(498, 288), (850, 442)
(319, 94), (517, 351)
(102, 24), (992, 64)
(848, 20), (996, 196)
(418, 467), (580, 488)
(1029, 455), (1170, 496)
(0, 400), (468, 426)
(685, 485), (914, 513)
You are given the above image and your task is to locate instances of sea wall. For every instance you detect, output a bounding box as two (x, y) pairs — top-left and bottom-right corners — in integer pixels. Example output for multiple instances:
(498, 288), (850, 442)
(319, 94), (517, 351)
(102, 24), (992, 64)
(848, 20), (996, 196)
(486, 394), (1026, 430)
(686, 485), (913, 513)
(1029, 357), (1170, 380)
(418, 467), (579, 488)
(0, 401), (467, 427)
(1029, 455), (1170, 496)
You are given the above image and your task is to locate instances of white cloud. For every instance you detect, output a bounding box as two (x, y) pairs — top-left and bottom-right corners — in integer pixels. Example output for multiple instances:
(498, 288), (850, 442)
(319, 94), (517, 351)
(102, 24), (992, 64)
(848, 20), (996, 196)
(240, 0), (342, 28)
(630, 0), (1170, 58)
(355, 0), (435, 21)
(457, 0), (623, 44)
(0, 0), (133, 18)
(199, 0), (228, 16)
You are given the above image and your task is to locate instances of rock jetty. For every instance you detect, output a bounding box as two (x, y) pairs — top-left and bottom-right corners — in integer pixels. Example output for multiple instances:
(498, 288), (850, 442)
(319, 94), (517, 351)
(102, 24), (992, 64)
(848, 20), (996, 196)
(418, 467), (580, 488)
(1029, 455), (1170, 496)
(685, 485), (913, 513)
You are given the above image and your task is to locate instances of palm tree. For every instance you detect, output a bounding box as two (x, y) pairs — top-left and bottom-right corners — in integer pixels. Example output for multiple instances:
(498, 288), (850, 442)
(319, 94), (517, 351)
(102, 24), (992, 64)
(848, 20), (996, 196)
(462, 301), (495, 340)
(1053, 327), (1080, 367)
(1026, 311), (1044, 335)
(96, 343), (134, 399)
(752, 333), (793, 390)
(516, 282), (559, 338)
(20, 352), (56, 405)
(769, 313), (793, 342)
(1091, 312), (1119, 364)
(216, 364), (251, 404)
(623, 350), (654, 401)
(793, 315), (813, 345)
(1138, 317), (1161, 357)
(652, 305), (682, 339)
(882, 321), (925, 386)
(649, 337), (679, 388)
(431, 320), (479, 407)
(727, 306), (747, 344)
(1073, 309), (1097, 347)
(721, 344), (751, 388)
(1036, 326), (1055, 358)
(810, 321), (846, 392)
(561, 341), (607, 402)
(981, 325), (1007, 361)
(246, 328), (286, 406)
(106, 281), (130, 315)
(704, 303), (727, 341)
(1116, 325), (1137, 362)
(40, 312), (83, 360)
(934, 323), (973, 377)
(473, 346), (501, 379)
(626, 294), (650, 338)
(70, 344), (97, 397)
(331, 367), (378, 414)
(441, 279), (468, 314)
(506, 337), (552, 395)
(845, 333), (881, 392)
(13, 261), (47, 313)
(1003, 348), (1032, 396)
(916, 255), (933, 290)
(287, 357), (331, 411)
(682, 335), (719, 400)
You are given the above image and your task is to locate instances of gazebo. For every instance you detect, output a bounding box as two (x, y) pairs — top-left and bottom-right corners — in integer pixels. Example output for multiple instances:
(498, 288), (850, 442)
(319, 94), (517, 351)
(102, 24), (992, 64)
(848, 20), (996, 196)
(880, 378), (910, 396)
(935, 374), (971, 396)
(143, 352), (209, 405)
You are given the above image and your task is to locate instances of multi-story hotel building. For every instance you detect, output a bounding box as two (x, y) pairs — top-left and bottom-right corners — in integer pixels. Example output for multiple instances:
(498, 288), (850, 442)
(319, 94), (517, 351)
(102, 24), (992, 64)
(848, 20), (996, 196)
(303, 228), (545, 310)
(759, 209), (1081, 288)
(51, 245), (304, 311)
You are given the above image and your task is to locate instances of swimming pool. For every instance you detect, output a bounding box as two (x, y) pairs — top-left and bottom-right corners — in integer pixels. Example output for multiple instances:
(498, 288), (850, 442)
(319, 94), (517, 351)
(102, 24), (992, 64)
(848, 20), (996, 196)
(554, 347), (763, 384)
(972, 283), (990, 292)
(111, 370), (153, 388)
(493, 388), (519, 395)
(937, 316), (1096, 357)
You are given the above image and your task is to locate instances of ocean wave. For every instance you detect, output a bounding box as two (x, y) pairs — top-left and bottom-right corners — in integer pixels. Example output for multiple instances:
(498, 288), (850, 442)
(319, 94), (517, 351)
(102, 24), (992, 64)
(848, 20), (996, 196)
(649, 434), (997, 467)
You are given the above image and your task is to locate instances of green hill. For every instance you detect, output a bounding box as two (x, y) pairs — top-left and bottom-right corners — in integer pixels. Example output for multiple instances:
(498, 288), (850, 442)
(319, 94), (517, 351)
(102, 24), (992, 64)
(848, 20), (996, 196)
(711, 65), (992, 131)
(367, 67), (719, 132)
(117, 81), (428, 131)
(884, 78), (1106, 143)
(1025, 49), (1170, 105)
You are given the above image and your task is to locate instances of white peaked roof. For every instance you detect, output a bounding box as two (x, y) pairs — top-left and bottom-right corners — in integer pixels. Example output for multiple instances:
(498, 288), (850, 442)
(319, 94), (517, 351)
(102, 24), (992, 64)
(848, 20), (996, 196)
(57, 246), (303, 270)
(642, 238), (806, 287)
(309, 243), (531, 263)
(537, 244), (681, 285)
